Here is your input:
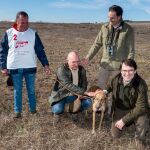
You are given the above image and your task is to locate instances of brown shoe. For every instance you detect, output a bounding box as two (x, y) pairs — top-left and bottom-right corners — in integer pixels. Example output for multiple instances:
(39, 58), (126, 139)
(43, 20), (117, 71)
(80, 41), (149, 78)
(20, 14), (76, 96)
(71, 113), (78, 122)
(135, 139), (145, 150)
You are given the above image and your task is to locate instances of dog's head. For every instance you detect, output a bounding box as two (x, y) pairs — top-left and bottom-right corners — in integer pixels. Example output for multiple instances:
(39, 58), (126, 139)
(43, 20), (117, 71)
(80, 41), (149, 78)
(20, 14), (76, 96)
(93, 90), (107, 112)
(88, 85), (101, 92)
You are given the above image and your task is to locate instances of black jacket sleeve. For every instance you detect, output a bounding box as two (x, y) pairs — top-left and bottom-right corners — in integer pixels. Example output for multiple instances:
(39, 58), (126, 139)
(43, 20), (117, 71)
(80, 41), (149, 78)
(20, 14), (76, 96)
(0, 32), (9, 69)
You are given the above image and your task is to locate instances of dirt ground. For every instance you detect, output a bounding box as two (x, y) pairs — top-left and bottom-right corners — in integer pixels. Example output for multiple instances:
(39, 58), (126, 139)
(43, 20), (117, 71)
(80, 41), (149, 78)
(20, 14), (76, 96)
(0, 22), (150, 150)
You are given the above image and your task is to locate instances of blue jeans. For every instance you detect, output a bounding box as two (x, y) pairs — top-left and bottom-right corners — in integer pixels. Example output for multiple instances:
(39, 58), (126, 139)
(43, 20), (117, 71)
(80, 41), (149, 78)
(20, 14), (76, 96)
(11, 69), (36, 113)
(52, 95), (92, 114)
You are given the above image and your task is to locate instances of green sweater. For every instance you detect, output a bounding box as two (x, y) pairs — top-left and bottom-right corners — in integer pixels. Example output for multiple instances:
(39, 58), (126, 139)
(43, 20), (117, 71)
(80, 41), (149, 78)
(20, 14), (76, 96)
(107, 73), (149, 124)
(86, 22), (135, 70)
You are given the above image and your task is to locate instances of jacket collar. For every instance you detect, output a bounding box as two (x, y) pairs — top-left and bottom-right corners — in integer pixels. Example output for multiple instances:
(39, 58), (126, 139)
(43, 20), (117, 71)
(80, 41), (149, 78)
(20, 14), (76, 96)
(13, 23), (19, 31)
(105, 20), (124, 30)
(12, 23), (29, 32)
(64, 63), (82, 71)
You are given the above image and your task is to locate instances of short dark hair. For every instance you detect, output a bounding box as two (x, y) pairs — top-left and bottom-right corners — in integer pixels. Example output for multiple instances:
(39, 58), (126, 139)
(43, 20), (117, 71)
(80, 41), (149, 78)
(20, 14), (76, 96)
(16, 11), (28, 21)
(120, 59), (137, 70)
(109, 5), (123, 17)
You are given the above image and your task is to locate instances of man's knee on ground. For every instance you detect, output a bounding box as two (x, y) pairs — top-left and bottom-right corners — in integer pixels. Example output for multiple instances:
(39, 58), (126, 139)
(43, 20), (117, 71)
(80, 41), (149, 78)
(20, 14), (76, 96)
(51, 104), (64, 114)
(81, 99), (92, 109)
(111, 122), (122, 138)
(111, 129), (122, 138)
(135, 115), (149, 140)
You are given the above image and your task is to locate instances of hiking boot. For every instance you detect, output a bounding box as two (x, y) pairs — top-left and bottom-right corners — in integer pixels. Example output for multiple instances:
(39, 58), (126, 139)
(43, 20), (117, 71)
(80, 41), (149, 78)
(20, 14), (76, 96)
(14, 112), (21, 118)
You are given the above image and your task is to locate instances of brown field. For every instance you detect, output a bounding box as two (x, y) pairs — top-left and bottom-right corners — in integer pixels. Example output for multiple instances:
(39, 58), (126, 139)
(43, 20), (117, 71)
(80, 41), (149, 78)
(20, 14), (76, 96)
(0, 22), (150, 150)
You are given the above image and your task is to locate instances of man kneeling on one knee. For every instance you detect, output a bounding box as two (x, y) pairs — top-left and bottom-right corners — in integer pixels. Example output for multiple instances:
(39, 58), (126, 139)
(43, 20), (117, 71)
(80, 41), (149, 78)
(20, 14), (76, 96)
(105, 59), (149, 146)
(49, 51), (96, 116)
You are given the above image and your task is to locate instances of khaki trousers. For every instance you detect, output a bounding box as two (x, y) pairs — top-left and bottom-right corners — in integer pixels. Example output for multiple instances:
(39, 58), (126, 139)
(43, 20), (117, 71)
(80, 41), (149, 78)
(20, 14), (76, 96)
(111, 108), (149, 141)
(97, 67), (119, 89)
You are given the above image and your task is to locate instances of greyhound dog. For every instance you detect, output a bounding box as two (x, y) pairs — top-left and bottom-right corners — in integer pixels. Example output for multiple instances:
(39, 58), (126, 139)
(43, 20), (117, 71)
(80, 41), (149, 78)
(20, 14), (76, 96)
(88, 86), (107, 134)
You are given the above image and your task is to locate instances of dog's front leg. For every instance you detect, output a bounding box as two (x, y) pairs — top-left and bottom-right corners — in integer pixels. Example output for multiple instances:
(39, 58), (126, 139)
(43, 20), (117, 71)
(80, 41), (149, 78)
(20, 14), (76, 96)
(99, 110), (104, 130)
(92, 111), (96, 134)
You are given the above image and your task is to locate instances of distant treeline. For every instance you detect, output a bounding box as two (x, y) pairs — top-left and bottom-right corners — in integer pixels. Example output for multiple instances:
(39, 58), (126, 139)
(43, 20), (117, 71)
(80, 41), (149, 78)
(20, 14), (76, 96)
(0, 20), (150, 24)
(124, 20), (150, 23)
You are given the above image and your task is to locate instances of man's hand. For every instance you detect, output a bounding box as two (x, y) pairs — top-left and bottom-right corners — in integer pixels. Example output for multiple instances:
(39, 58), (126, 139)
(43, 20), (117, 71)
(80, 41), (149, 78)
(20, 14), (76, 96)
(95, 89), (102, 94)
(44, 65), (51, 75)
(81, 58), (89, 66)
(84, 91), (97, 97)
(1, 69), (8, 76)
(115, 119), (125, 130)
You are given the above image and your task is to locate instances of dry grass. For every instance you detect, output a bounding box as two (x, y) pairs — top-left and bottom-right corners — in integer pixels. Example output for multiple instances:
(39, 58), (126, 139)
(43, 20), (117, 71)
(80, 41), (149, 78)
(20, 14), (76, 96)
(0, 22), (150, 150)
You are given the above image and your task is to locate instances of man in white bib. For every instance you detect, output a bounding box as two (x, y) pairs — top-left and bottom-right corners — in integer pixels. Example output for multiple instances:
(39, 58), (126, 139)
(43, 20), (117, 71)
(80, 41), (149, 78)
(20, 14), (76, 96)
(0, 11), (51, 118)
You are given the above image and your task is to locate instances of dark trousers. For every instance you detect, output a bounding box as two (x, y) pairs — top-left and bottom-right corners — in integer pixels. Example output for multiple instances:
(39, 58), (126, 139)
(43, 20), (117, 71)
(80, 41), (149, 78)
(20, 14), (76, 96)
(111, 108), (149, 141)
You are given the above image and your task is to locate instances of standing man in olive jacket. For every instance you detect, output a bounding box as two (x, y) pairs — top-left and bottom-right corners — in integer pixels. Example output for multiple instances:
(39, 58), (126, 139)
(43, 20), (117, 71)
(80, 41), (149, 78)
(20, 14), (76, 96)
(106, 59), (149, 149)
(49, 51), (96, 116)
(82, 5), (135, 89)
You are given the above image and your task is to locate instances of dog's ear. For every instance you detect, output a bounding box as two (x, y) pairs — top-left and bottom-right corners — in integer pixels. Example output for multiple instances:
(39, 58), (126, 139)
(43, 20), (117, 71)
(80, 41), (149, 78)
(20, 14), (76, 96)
(7, 75), (13, 86)
(88, 85), (101, 92)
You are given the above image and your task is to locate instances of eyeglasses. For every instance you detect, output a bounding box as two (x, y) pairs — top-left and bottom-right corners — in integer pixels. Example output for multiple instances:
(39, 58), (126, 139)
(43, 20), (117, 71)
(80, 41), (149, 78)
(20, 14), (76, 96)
(121, 70), (135, 73)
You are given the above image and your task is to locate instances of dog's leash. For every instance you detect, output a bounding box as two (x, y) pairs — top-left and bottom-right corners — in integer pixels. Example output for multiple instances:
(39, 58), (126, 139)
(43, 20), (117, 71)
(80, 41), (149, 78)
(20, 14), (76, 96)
(50, 68), (91, 112)
(50, 67), (91, 99)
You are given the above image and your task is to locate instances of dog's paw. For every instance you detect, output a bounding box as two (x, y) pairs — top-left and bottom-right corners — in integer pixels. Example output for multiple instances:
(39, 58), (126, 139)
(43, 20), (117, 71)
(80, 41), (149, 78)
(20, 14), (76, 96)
(92, 130), (96, 135)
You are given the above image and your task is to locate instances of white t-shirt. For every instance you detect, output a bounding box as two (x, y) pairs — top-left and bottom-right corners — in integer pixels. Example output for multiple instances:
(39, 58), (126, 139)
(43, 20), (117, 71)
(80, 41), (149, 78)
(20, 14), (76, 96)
(71, 69), (79, 86)
(6, 28), (36, 69)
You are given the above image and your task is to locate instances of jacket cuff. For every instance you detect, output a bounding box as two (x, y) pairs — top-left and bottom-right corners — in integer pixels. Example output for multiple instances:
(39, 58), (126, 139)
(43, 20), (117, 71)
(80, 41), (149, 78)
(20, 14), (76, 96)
(122, 116), (129, 124)
(0, 64), (7, 70)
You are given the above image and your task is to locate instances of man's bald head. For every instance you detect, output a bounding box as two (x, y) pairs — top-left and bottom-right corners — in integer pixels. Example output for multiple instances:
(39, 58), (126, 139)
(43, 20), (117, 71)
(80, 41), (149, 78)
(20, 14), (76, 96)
(67, 51), (80, 70)
(67, 51), (79, 60)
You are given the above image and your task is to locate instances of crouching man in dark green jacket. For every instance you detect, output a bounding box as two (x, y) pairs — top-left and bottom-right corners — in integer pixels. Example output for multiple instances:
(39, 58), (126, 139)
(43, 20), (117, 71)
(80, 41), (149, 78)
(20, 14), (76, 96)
(106, 59), (149, 149)
(49, 51), (96, 119)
